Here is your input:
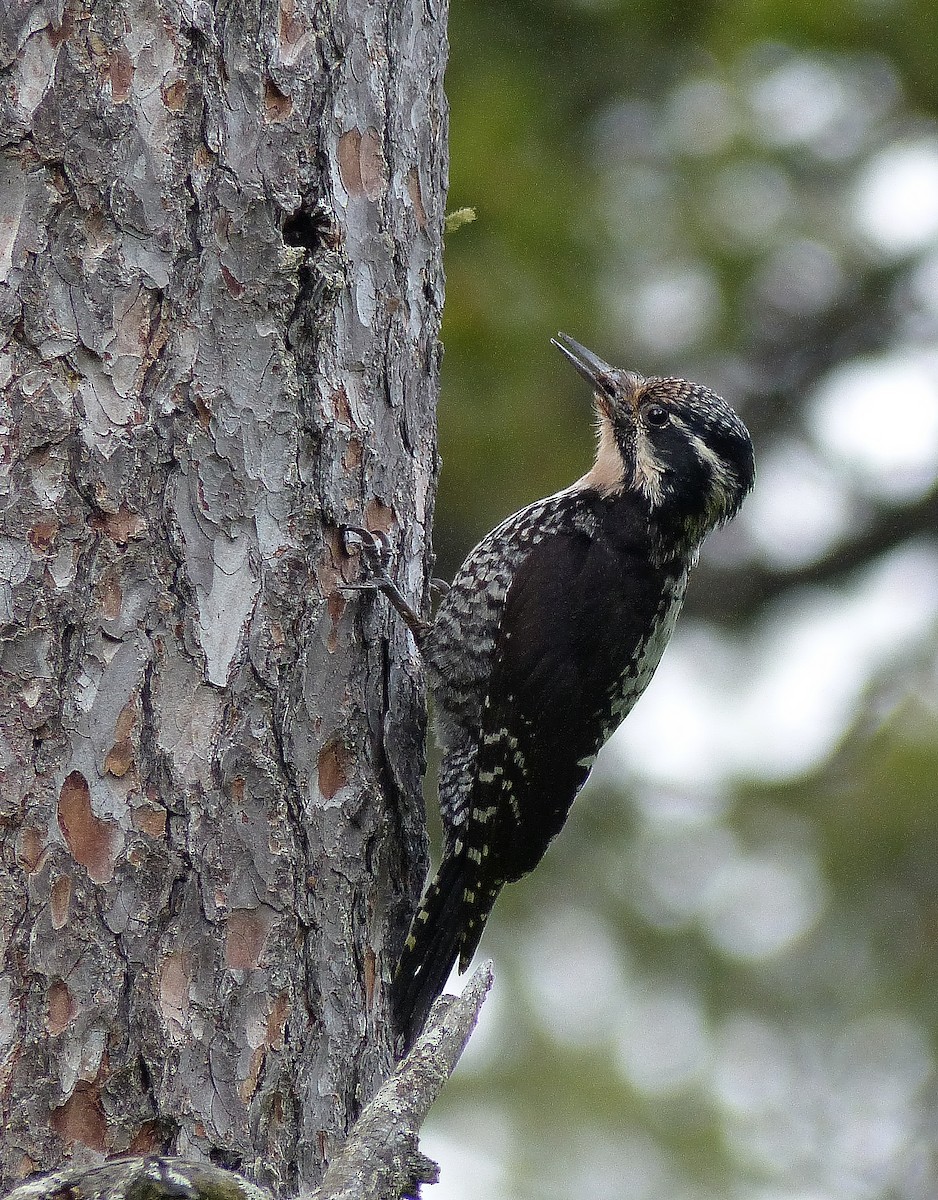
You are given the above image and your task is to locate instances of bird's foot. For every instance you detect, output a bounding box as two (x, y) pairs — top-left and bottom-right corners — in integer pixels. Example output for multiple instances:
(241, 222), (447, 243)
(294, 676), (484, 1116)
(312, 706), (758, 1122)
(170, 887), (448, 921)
(340, 526), (432, 641)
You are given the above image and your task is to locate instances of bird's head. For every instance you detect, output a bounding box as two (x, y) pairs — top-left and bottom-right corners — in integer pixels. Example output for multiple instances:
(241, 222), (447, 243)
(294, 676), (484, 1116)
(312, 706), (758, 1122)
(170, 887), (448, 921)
(553, 333), (755, 558)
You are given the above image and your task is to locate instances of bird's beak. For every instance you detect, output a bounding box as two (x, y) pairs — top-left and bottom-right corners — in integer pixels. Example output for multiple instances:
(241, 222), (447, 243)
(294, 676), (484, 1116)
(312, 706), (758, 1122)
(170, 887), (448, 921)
(551, 333), (643, 414)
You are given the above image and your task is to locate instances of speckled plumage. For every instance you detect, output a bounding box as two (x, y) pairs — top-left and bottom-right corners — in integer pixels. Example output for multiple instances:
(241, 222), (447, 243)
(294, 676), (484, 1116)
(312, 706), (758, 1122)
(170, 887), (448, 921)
(392, 335), (755, 1048)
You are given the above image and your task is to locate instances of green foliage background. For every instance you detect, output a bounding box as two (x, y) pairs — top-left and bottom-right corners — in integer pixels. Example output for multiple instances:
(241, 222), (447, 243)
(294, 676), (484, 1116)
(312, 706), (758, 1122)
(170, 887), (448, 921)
(425, 2), (938, 1197)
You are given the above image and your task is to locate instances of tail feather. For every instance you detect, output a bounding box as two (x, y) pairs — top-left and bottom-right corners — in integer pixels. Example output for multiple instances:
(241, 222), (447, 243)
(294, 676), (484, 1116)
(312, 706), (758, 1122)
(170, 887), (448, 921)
(392, 854), (467, 1049)
(392, 853), (500, 1050)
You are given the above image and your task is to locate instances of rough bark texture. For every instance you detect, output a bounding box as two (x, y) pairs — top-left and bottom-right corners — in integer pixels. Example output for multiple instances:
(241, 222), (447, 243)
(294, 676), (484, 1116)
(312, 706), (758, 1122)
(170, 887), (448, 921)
(0, 965), (493, 1200)
(0, 0), (446, 1193)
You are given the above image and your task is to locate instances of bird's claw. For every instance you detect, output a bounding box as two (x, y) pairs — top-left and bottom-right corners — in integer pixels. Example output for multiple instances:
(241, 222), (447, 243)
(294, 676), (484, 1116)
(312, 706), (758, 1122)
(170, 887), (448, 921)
(338, 525), (431, 641)
(341, 526), (392, 576)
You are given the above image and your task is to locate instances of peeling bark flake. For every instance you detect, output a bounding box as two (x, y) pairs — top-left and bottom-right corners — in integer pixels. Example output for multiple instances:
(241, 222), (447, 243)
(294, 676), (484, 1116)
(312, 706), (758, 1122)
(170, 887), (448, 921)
(46, 980), (76, 1035)
(50, 1086), (107, 1151)
(317, 739), (350, 800)
(220, 264), (245, 297)
(28, 519), (58, 552)
(225, 909), (274, 971)
(161, 78), (187, 111)
(16, 827), (45, 872)
(158, 951), (191, 1037)
(99, 572), (123, 620)
(108, 46), (134, 103)
(406, 168), (427, 229)
(278, 0), (312, 62)
(343, 438), (362, 470)
(337, 126), (389, 202)
(365, 498), (394, 534)
(241, 1046), (266, 1103)
(327, 592), (346, 653)
(337, 128), (365, 196)
(90, 507), (146, 545)
(267, 993), (290, 1050)
(57, 771), (118, 884)
(104, 700), (137, 777)
(331, 384), (353, 427)
(263, 80), (293, 122)
(134, 805), (167, 837)
(49, 875), (72, 929)
(126, 1123), (163, 1154)
(359, 129), (388, 201)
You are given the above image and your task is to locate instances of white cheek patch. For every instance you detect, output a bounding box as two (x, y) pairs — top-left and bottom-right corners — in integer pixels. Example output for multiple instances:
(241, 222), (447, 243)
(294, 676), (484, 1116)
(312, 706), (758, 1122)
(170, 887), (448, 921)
(685, 428), (738, 517)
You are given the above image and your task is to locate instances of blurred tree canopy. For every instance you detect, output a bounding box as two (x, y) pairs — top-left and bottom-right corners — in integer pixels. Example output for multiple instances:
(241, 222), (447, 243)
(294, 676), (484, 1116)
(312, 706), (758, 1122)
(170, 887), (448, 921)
(426, 1), (938, 1198)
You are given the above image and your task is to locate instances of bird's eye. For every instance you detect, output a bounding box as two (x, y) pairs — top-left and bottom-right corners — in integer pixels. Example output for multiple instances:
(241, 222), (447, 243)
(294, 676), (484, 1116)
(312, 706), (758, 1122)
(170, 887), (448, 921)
(642, 403), (669, 427)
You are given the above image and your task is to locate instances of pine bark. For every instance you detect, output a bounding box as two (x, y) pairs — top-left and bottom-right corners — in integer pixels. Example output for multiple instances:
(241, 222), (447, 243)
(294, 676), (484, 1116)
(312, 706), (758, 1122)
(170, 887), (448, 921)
(0, 0), (446, 1192)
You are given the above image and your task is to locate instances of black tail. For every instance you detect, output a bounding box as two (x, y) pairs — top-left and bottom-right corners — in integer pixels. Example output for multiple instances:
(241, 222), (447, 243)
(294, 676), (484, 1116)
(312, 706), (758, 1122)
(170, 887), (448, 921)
(392, 853), (499, 1050)
(392, 854), (467, 1050)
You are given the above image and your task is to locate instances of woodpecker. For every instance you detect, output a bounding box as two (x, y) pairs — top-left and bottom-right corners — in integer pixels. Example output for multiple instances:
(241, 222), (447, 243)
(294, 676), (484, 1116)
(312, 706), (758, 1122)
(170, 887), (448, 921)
(373, 334), (754, 1048)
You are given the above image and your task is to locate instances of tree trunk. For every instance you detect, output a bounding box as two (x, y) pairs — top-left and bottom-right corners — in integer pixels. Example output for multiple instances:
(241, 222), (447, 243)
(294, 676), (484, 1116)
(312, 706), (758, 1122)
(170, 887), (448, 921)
(0, 0), (446, 1193)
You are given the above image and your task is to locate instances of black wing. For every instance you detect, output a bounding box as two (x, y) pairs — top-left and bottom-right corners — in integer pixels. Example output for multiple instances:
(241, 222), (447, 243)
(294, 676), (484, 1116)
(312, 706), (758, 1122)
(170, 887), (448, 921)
(455, 523), (672, 959)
